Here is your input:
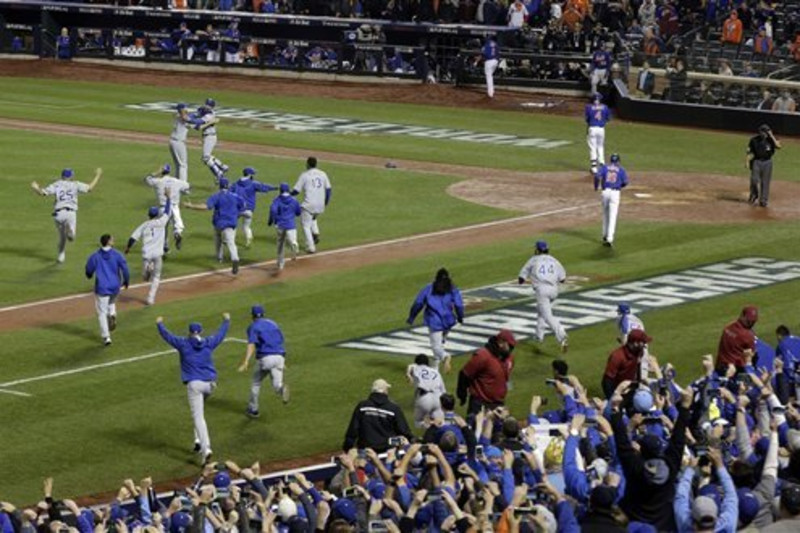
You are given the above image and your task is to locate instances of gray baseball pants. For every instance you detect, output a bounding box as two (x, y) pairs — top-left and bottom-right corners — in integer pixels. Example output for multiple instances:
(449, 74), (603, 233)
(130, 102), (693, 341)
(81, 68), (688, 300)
(750, 159), (773, 206)
(300, 209), (320, 252)
(94, 293), (118, 339)
(53, 210), (76, 258)
(276, 227), (298, 269)
(187, 380), (215, 456)
(535, 286), (567, 343)
(413, 391), (443, 428)
(248, 355), (285, 412)
(169, 138), (188, 181)
(214, 228), (239, 262)
(142, 255), (163, 305)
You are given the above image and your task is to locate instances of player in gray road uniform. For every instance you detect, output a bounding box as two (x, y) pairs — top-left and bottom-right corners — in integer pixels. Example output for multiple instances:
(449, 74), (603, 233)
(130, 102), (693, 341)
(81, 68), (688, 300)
(125, 194), (173, 306)
(144, 164), (191, 252)
(518, 240), (568, 353)
(169, 103), (192, 182)
(291, 157), (332, 253)
(406, 354), (446, 427)
(196, 98), (228, 182)
(31, 167), (102, 263)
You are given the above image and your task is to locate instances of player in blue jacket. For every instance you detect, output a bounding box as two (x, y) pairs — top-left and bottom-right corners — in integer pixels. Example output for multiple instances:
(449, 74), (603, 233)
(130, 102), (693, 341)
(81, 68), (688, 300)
(590, 45), (612, 95)
(156, 312), (230, 464)
(407, 268), (465, 373)
(238, 305), (290, 418)
(776, 325), (800, 396)
(482, 38), (499, 98)
(268, 183), (302, 271)
(585, 93), (611, 174)
(593, 153), (629, 248)
(184, 177), (245, 274)
(85, 234), (130, 346)
(231, 167), (276, 248)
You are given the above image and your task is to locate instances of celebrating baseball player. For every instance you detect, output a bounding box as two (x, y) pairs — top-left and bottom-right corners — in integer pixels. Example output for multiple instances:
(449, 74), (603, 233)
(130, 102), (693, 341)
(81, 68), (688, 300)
(169, 103), (192, 182)
(231, 167), (276, 248)
(144, 164), (191, 253)
(124, 195), (172, 306)
(407, 268), (465, 373)
(746, 124), (782, 207)
(156, 312), (230, 464)
(585, 93), (610, 175)
(518, 240), (568, 353)
(196, 98), (229, 182)
(238, 305), (290, 419)
(85, 234), (130, 346)
(268, 183), (301, 272)
(184, 178), (245, 275)
(406, 354), (446, 427)
(593, 152), (629, 247)
(31, 167), (102, 264)
(481, 37), (499, 99)
(291, 157), (331, 254)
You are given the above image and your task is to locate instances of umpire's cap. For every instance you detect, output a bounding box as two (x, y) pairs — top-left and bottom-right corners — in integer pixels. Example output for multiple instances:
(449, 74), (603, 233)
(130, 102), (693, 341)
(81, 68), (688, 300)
(251, 305), (265, 317)
(617, 303), (631, 315)
(535, 240), (549, 252)
(610, 153), (621, 163)
(243, 167), (256, 176)
(205, 98), (216, 108)
(189, 322), (203, 334)
(61, 168), (74, 179)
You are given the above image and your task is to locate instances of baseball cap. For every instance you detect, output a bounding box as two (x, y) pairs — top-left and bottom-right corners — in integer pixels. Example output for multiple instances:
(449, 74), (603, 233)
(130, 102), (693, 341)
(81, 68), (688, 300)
(589, 485), (616, 509)
(280, 182), (290, 193)
(592, 93), (603, 102)
(61, 168), (74, 179)
(737, 488), (760, 526)
(162, 163), (171, 173)
(366, 479), (387, 499)
(588, 457), (609, 480)
(628, 329), (652, 344)
(331, 499), (357, 524)
(617, 303), (631, 314)
(484, 445), (503, 459)
(189, 322), (203, 334)
(532, 505), (557, 533)
(218, 177), (229, 189)
(691, 496), (718, 528)
(787, 428), (800, 452)
(535, 240), (549, 252)
(148, 206), (160, 218)
(610, 153), (621, 163)
(213, 471), (231, 490)
(251, 305), (265, 317)
(781, 484), (800, 515)
(176, 103), (187, 111)
(170, 512), (192, 533)
(759, 124), (771, 133)
(243, 167), (256, 176)
(638, 434), (663, 459)
(205, 98), (216, 107)
(496, 328), (517, 347)
(633, 389), (654, 413)
(277, 497), (297, 521)
(371, 378), (391, 393)
(741, 305), (758, 323)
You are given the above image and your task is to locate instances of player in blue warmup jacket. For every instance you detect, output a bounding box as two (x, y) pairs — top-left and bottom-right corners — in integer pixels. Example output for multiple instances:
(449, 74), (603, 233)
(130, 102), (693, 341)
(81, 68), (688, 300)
(776, 325), (800, 398)
(482, 38), (499, 98)
(268, 183), (302, 271)
(593, 153), (629, 248)
(407, 268), (465, 373)
(85, 233), (129, 346)
(231, 167), (276, 248)
(585, 93), (611, 174)
(156, 313), (230, 464)
(184, 177), (245, 274)
(590, 46), (612, 94)
(238, 305), (290, 418)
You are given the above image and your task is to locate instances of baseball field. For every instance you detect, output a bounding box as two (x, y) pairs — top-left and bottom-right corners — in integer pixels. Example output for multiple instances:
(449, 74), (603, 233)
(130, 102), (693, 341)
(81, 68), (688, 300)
(1, 59), (800, 504)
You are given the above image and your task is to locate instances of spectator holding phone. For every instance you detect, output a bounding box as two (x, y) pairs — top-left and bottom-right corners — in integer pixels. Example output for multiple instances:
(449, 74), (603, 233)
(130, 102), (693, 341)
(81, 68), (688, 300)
(342, 378), (414, 453)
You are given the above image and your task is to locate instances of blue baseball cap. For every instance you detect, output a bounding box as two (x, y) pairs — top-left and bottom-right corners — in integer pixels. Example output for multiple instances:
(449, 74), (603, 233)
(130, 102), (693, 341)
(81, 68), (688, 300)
(633, 389), (654, 413)
(176, 103), (187, 111)
(251, 305), (264, 317)
(592, 93), (603, 102)
(280, 182), (290, 193)
(366, 479), (386, 500)
(148, 206), (160, 218)
(213, 471), (231, 490)
(189, 322), (203, 334)
(219, 177), (229, 189)
(170, 512), (192, 533)
(243, 167), (256, 176)
(535, 240), (548, 252)
(62, 168), (74, 179)
(484, 445), (502, 459)
(331, 499), (357, 524)
(162, 163), (171, 173)
(618, 303), (631, 314)
(737, 488), (759, 526)
(205, 98), (216, 107)
(610, 153), (621, 163)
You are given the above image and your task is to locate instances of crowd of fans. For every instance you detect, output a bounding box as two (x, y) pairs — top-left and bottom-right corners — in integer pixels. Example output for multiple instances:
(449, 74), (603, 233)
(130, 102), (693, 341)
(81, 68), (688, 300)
(5, 306), (800, 532)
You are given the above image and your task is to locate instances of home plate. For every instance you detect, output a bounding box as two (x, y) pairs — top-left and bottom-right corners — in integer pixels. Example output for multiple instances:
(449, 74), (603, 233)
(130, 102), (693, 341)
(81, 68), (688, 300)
(634, 193), (653, 198)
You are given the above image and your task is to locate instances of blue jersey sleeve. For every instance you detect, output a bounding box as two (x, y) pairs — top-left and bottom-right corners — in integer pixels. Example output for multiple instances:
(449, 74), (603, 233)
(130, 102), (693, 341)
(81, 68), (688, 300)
(208, 318), (230, 349)
(206, 194), (217, 210)
(118, 252), (130, 286)
(85, 253), (97, 279)
(247, 323), (258, 344)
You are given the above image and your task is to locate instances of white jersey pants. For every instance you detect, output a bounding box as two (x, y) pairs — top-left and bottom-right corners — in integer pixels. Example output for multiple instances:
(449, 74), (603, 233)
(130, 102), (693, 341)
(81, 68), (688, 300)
(240, 210), (254, 244)
(276, 227), (298, 269)
(484, 58), (498, 97)
(54, 209), (77, 258)
(248, 355), (285, 412)
(187, 380), (215, 455)
(169, 138), (189, 182)
(94, 293), (118, 339)
(591, 68), (608, 94)
(202, 134), (217, 160)
(414, 390), (443, 428)
(428, 330), (449, 369)
(225, 51), (241, 63)
(587, 126), (606, 169)
(215, 227), (239, 262)
(300, 208), (320, 252)
(601, 189), (621, 243)
(142, 255), (164, 305)
(170, 205), (185, 235)
(534, 285), (566, 343)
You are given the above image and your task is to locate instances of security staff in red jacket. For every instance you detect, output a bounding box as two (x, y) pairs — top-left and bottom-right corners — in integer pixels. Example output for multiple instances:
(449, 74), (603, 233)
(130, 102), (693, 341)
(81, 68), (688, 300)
(716, 306), (758, 370)
(457, 329), (516, 415)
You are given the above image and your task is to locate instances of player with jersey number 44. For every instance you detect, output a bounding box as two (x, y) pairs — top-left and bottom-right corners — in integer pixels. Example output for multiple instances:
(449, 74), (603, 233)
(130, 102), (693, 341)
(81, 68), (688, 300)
(518, 240), (568, 354)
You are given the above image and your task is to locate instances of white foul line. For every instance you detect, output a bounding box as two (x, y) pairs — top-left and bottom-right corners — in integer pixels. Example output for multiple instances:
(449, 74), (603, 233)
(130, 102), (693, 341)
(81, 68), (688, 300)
(0, 203), (594, 314)
(0, 337), (249, 392)
(0, 388), (32, 397)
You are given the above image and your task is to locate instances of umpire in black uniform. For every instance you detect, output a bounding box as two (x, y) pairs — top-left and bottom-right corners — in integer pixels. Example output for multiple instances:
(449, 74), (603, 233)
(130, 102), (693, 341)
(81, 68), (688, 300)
(746, 124), (782, 207)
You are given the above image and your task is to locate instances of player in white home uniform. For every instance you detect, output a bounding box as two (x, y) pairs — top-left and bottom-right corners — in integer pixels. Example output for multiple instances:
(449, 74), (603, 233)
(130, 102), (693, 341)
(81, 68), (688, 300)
(31, 167), (102, 263)
(291, 156), (331, 254)
(170, 103), (192, 182)
(197, 98), (228, 182)
(125, 196), (173, 306)
(615, 302), (652, 379)
(144, 164), (191, 252)
(518, 240), (568, 353)
(406, 354), (447, 427)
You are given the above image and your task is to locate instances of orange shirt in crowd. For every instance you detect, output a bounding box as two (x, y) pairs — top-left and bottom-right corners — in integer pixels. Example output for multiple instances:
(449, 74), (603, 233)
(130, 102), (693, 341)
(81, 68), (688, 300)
(721, 12), (743, 44)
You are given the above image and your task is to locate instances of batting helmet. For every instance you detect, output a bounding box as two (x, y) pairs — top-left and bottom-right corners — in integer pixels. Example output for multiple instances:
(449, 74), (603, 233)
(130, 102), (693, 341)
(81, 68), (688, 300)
(535, 240), (549, 253)
(61, 168), (74, 179)
(243, 167), (256, 176)
(205, 98), (216, 108)
(617, 303), (631, 315)
(610, 153), (621, 163)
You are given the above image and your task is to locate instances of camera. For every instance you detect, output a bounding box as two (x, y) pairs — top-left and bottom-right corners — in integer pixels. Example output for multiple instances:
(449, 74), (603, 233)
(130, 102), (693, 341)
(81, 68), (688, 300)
(343, 486), (360, 499)
(475, 444), (485, 459)
(513, 506), (537, 517)
(694, 445), (709, 457)
(444, 411), (455, 421)
(357, 449), (367, 459)
(388, 436), (404, 447)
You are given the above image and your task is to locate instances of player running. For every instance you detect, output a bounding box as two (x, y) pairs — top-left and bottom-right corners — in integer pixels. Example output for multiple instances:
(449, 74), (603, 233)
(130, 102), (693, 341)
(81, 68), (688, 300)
(268, 183), (301, 272)
(291, 157), (331, 254)
(231, 167), (276, 248)
(31, 167), (102, 263)
(585, 94), (610, 175)
(144, 164), (190, 253)
(518, 240), (568, 353)
(195, 98), (228, 183)
(124, 195), (172, 306)
(594, 153), (629, 248)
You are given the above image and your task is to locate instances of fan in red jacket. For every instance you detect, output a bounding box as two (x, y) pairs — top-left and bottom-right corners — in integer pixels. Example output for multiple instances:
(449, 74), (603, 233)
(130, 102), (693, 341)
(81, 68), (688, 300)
(457, 329), (516, 415)
(716, 306), (758, 370)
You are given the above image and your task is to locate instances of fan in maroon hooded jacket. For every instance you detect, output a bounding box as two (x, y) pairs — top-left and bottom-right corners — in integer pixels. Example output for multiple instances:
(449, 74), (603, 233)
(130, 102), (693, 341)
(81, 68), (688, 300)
(716, 306), (758, 370)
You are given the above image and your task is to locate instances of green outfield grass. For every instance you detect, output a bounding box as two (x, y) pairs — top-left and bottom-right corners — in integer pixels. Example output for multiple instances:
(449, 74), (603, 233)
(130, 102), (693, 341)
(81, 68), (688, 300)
(2, 218), (800, 503)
